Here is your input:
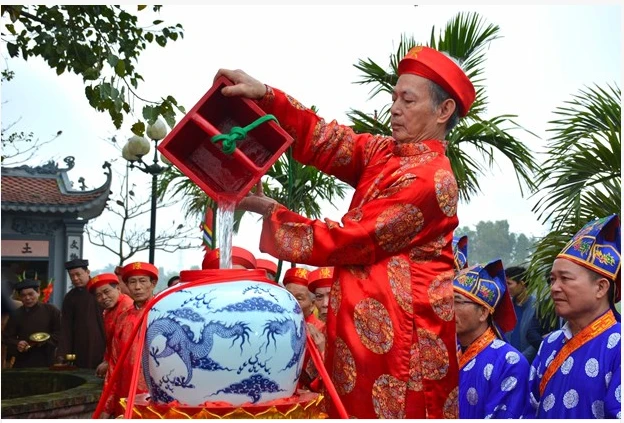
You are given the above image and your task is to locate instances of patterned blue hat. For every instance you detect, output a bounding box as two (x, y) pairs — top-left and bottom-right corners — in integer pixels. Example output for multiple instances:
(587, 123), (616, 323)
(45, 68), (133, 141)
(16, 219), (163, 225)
(452, 235), (468, 271)
(453, 258), (516, 334)
(557, 214), (621, 302)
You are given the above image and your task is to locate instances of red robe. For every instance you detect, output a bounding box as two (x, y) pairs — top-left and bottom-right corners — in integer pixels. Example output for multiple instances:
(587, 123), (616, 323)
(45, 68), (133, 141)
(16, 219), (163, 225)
(106, 303), (150, 416)
(101, 293), (133, 414)
(306, 311), (325, 332)
(257, 87), (459, 418)
(304, 312), (325, 392)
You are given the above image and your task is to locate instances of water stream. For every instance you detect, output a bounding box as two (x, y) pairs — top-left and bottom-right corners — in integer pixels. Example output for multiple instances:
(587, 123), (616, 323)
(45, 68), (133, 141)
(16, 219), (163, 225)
(216, 200), (236, 269)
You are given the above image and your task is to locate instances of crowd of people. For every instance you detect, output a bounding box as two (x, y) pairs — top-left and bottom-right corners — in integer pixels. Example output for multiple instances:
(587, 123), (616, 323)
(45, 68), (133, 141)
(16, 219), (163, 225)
(1, 45), (620, 419)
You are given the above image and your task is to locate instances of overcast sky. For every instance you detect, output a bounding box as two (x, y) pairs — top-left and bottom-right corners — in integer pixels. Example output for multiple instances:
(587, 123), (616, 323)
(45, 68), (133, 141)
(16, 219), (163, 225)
(1, 4), (621, 273)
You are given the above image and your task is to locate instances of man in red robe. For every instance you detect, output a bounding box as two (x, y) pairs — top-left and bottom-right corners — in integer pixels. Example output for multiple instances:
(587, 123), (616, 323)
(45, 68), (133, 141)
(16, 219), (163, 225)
(308, 267), (334, 323)
(88, 273), (134, 418)
(283, 267), (322, 329)
(283, 266), (325, 391)
(108, 262), (159, 417)
(216, 45), (475, 418)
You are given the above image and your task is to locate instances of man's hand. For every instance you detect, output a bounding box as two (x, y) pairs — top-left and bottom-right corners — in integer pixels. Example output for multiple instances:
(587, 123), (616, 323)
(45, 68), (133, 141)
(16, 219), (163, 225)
(214, 69), (267, 100)
(237, 180), (279, 217)
(307, 323), (326, 355)
(16, 340), (30, 353)
(96, 361), (109, 378)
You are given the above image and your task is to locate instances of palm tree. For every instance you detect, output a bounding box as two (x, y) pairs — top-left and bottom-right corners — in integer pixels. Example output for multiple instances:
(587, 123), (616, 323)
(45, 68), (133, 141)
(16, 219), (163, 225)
(526, 83), (621, 323)
(348, 12), (538, 202)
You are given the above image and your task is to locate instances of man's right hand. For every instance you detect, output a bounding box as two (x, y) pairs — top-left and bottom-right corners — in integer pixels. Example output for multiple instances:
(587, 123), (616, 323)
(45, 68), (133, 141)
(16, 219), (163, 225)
(16, 340), (30, 353)
(214, 69), (267, 100)
(96, 361), (109, 378)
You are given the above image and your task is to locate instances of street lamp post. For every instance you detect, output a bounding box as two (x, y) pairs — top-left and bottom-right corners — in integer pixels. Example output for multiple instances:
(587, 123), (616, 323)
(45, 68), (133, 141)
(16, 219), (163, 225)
(122, 120), (169, 264)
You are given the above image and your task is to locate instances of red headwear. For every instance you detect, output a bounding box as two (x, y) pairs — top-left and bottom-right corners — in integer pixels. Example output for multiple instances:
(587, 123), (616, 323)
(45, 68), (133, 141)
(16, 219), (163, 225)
(283, 267), (309, 287)
(398, 46), (476, 117)
(308, 267), (334, 293)
(202, 247), (257, 270)
(87, 273), (119, 293)
(256, 258), (278, 278)
(121, 262), (159, 283)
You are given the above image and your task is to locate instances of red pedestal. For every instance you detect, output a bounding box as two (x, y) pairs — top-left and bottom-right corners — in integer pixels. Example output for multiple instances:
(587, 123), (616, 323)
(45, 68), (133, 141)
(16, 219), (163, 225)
(158, 76), (293, 203)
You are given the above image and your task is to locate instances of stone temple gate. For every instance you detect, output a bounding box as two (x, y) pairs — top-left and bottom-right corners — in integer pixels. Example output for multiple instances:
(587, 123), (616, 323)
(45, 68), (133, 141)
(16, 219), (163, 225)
(1, 157), (112, 308)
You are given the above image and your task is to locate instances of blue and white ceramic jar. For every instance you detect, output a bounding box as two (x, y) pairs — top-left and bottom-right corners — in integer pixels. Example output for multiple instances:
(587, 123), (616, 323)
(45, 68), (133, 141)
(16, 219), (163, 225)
(141, 269), (306, 407)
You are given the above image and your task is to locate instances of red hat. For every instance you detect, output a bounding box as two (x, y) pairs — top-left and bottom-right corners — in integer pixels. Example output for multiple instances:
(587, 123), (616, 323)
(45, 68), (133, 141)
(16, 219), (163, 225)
(398, 46), (476, 117)
(202, 247), (257, 270)
(308, 267), (334, 292)
(256, 258), (278, 278)
(283, 267), (309, 287)
(87, 273), (119, 293)
(121, 262), (159, 283)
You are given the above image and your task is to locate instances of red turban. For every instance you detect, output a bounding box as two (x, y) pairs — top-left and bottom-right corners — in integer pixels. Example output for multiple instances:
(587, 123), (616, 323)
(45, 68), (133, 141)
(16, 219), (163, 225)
(283, 267), (309, 287)
(121, 262), (159, 283)
(398, 46), (475, 116)
(87, 273), (118, 293)
(308, 267), (334, 292)
(202, 247), (257, 270)
(256, 258), (278, 278)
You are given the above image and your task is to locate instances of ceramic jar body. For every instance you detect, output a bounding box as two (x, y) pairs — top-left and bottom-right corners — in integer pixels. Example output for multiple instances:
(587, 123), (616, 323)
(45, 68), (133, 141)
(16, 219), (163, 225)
(143, 280), (306, 406)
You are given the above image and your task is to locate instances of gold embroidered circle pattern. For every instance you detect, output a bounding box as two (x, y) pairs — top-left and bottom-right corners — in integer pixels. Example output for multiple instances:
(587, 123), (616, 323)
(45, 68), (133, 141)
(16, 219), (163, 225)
(329, 277), (341, 317)
(344, 207), (363, 223)
(409, 236), (446, 263)
(275, 223), (313, 263)
(354, 298), (394, 354)
(417, 328), (449, 380)
(408, 343), (424, 391)
(372, 374), (407, 419)
(434, 169), (458, 217)
(332, 337), (357, 395)
(427, 271), (455, 321)
(375, 204), (424, 253)
(443, 387), (459, 419)
(387, 257), (412, 313)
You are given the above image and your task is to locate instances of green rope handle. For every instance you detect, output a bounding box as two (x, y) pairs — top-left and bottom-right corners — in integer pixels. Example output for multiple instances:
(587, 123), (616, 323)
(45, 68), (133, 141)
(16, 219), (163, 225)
(211, 114), (278, 154)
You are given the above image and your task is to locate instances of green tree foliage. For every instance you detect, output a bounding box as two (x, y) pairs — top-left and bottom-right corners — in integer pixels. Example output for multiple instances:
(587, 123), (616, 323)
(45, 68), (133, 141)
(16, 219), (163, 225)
(1, 5), (185, 134)
(455, 220), (536, 266)
(526, 83), (621, 324)
(348, 12), (538, 202)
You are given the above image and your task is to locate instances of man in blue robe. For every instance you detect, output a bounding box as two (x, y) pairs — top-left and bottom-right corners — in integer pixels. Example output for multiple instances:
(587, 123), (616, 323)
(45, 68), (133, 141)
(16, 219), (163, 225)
(527, 214), (621, 419)
(454, 258), (530, 418)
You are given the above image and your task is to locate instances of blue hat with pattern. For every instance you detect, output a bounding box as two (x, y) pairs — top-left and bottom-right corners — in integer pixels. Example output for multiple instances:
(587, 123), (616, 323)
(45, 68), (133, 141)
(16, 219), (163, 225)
(453, 258), (516, 334)
(452, 235), (468, 271)
(557, 214), (621, 302)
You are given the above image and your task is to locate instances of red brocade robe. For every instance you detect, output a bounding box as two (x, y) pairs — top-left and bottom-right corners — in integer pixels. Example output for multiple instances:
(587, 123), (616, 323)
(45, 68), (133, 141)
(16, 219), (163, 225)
(256, 87), (460, 418)
(106, 303), (150, 416)
(306, 311), (326, 332)
(101, 293), (134, 411)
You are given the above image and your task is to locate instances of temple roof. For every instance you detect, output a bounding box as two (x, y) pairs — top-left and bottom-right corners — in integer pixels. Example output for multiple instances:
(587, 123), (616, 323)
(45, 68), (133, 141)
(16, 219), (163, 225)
(1, 156), (112, 220)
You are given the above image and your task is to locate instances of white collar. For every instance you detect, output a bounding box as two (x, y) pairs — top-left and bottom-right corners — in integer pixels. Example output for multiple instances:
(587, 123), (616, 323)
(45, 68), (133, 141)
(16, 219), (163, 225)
(561, 321), (573, 340)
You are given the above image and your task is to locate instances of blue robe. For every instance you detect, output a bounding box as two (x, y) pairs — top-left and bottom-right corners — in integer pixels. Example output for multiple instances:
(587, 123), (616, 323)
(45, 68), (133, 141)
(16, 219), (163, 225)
(527, 317), (621, 418)
(459, 337), (530, 418)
